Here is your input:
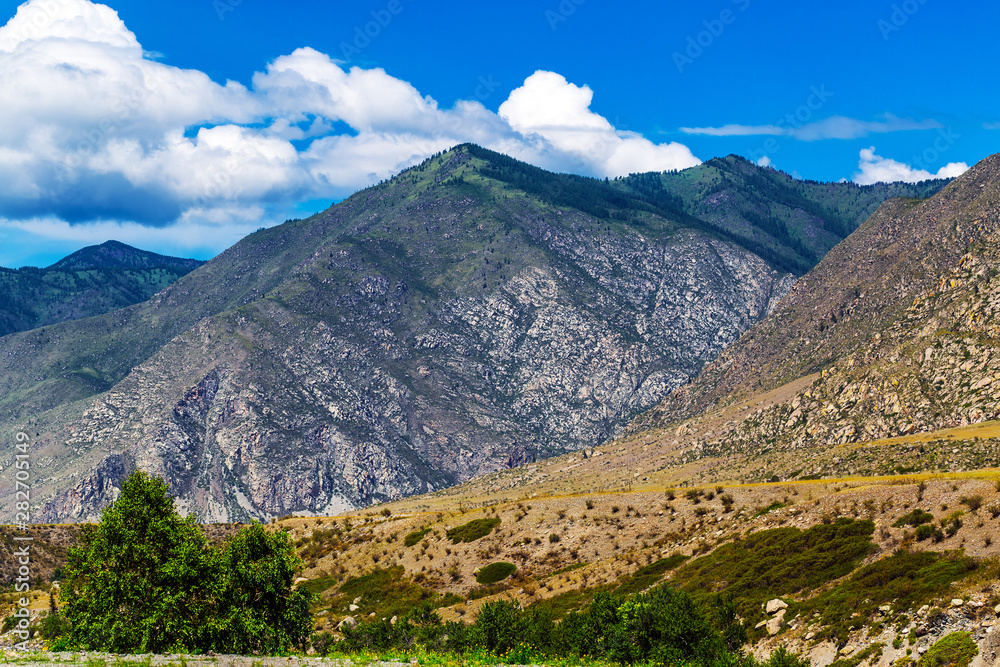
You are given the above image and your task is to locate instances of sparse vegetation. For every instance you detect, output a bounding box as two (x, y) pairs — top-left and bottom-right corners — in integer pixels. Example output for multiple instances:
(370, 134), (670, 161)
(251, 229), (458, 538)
(917, 632), (978, 667)
(404, 528), (432, 547)
(475, 562), (517, 585)
(446, 518), (501, 544)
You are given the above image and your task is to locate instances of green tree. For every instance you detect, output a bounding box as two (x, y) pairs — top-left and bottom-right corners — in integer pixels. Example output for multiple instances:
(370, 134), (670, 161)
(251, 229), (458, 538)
(61, 471), (214, 652)
(213, 522), (313, 653)
(60, 471), (312, 654)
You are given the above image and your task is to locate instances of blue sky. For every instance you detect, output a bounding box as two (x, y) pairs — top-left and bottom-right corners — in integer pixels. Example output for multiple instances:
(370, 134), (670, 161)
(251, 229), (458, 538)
(0, 0), (997, 267)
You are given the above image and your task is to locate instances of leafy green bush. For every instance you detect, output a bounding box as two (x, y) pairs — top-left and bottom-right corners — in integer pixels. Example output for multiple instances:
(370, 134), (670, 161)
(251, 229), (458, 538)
(475, 562), (516, 585)
(476, 598), (523, 654)
(403, 528), (431, 547)
(918, 632), (978, 667)
(893, 509), (934, 527)
(446, 517), (500, 544)
(915, 524), (935, 541)
(61, 471), (312, 654)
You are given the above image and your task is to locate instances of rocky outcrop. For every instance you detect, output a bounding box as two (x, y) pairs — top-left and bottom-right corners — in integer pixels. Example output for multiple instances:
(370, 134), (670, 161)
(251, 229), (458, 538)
(627, 152), (1000, 484)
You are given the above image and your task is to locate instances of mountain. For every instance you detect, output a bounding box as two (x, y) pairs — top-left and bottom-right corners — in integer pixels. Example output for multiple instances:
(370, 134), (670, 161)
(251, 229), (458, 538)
(363, 153), (1000, 506)
(613, 155), (947, 274)
(0, 241), (205, 337)
(0, 145), (947, 522)
(47, 240), (204, 272)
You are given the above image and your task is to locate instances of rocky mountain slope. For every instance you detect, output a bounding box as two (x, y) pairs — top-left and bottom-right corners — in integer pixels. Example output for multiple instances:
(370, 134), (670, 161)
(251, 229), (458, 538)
(604, 153), (1000, 489)
(636, 154), (1000, 430)
(0, 241), (204, 337)
(614, 155), (946, 274)
(0, 145), (944, 523)
(385, 153), (1000, 505)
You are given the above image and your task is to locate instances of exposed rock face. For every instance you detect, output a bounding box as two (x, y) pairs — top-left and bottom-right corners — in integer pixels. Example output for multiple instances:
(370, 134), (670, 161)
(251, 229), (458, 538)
(0, 145), (937, 523)
(32, 226), (792, 522)
(629, 152), (1000, 483)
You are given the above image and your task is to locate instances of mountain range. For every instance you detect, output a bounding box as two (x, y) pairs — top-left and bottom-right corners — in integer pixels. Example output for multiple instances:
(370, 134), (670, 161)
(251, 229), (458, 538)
(0, 145), (948, 522)
(0, 240), (204, 338)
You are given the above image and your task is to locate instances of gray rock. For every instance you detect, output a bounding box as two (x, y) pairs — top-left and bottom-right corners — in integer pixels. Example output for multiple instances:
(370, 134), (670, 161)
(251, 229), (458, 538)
(766, 599), (789, 614)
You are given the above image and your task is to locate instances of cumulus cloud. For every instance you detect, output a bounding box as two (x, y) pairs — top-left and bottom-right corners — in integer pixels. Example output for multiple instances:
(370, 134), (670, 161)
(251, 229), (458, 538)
(681, 114), (942, 141)
(0, 0), (703, 257)
(500, 71), (700, 176)
(853, 147), (969, 185)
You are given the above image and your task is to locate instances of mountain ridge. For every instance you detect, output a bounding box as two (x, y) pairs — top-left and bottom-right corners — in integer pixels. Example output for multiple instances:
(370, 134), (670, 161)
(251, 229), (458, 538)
(0, 144), (952, 522)
(0, 241), (205, 339)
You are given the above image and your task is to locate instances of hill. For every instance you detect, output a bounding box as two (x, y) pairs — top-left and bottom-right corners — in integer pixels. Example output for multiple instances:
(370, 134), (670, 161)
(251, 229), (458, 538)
(0, 145), (946, 523)
(0, 241), (204, 337)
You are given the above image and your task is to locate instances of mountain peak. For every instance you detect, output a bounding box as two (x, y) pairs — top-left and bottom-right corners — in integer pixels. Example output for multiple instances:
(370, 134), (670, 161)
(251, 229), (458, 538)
(47, 241), (206, 272)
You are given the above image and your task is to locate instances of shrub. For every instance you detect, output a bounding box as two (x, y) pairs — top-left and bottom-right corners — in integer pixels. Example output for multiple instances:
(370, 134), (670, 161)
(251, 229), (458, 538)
(446, 518), (500, 544)
(675, 518), (876, 622)
(403, 528), (431, 547)
(918, 632), (978, 667)
(915, 524), (935, 541)
(61, 471), (312, 654)
(799, 551), (978, 644)
(549, 533), (561, 543)
(959, 495), (983, 512)
(893, 509), (934, 527)
(476, 599), (522, 654)
(475, 562), (517, 585)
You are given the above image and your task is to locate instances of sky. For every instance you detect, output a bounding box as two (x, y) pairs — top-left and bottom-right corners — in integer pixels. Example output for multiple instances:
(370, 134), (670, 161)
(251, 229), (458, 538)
(0, 0), (998, 267)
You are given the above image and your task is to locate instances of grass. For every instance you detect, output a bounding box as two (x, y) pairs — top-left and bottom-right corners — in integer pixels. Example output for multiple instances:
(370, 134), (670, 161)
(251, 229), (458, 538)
(527, 585), (605, 619)
(614, 554), (689, 596)
(797, 551), (978, 644)
(330, 566), (462, 620)
(674, 518), (876, 622)
(404, 527), (432, 547)
(917, 632), (979, 667)
(320, 645), (620, 667)
(446, 518), (500, 544)
(475, 562), (517, 585)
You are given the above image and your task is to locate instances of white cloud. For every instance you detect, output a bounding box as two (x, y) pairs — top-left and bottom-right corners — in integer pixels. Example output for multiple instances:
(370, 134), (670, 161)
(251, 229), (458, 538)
(853, 146), (969, 185)
(0, 0), (703, 255)
(985, 122), (1000, 130)
(500, 71), (700, 176)
(681, 114), (942, 141)
(756, 156), (772, 167)
(681, 123), (785, 137)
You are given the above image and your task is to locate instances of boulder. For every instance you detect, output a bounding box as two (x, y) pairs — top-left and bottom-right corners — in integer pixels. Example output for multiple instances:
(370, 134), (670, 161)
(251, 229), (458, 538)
(766, 599), (789, 614)
(338, 616), (356, 630)
(766, 609), (786, 636)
